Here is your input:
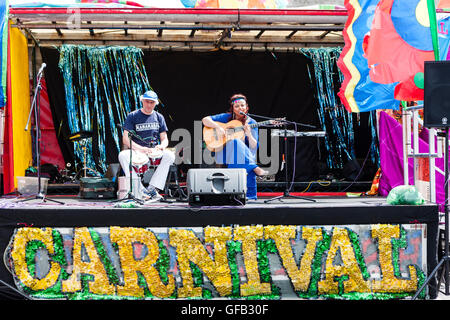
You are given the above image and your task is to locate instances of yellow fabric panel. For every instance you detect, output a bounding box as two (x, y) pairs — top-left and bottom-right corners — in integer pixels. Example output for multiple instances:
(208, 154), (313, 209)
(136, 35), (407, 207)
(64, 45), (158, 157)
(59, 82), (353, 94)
(10, 27), (32, 187)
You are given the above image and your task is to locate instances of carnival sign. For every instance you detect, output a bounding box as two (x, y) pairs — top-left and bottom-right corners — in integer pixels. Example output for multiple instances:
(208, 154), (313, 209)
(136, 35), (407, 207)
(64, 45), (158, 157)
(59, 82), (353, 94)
(4, 224), (427, 300)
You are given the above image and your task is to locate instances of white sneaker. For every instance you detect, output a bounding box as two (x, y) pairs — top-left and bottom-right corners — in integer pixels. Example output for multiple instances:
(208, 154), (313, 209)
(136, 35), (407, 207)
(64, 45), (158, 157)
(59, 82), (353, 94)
(143, 187), (162, 203)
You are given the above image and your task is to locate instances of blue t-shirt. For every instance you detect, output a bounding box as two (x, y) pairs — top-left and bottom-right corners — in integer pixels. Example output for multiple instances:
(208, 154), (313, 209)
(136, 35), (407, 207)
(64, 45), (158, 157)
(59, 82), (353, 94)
(123, 110), (168, 147)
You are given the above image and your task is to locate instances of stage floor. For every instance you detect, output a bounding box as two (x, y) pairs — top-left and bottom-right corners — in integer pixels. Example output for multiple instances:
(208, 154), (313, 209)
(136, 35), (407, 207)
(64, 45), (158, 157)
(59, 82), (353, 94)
(0, 194), (439, 228)
(0, 194), (401, 210)
(0, 193), (430, 208)
(0, 193), (441, 300)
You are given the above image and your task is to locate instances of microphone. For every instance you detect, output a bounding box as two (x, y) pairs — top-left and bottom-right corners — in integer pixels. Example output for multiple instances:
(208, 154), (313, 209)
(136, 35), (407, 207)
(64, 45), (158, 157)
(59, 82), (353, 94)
(37, 63), (46, 75)
(239, 111), (248, 116)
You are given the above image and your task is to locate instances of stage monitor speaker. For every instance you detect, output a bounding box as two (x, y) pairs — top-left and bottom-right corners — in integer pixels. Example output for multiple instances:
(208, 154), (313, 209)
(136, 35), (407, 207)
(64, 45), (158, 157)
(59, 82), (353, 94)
(424, 60), (450, 128)
(186, 168), (247, 206)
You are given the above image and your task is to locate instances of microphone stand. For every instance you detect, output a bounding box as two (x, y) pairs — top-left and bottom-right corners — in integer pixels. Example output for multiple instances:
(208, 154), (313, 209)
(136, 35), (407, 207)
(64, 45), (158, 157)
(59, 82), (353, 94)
(244, 112), (316, 203)
(18, 65), (64, 205)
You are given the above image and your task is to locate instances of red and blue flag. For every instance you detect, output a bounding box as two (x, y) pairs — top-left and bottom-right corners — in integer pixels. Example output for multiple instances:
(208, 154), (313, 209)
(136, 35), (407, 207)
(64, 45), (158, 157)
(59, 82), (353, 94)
(337, 0), (399, 113)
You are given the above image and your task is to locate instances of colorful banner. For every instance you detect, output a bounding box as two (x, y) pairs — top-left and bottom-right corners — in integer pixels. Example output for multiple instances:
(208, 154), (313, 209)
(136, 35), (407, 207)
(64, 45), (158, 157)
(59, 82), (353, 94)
(337, 0), (399, 113)
(5, 224), (427, 300)
(77, 0), (145, 6)
(10, 0), (290, 8)
(365, 0), (435, 101)
(188, 0), (283, 8)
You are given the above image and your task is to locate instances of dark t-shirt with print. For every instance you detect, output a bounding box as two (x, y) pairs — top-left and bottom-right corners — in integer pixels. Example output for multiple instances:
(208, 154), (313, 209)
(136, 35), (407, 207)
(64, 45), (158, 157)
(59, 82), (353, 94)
(123, 109), (168, 147)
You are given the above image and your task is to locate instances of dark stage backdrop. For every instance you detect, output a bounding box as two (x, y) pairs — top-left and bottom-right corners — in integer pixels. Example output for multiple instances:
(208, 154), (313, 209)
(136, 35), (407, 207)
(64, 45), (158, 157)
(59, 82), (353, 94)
(142, 50), (323, 178)
(41, 48), (322, 174)
(41, 48), (377, 181)
(141, 50), (319, 139)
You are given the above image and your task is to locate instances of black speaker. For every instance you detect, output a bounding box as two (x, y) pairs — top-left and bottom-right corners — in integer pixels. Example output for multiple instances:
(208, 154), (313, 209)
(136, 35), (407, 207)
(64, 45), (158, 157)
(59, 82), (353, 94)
(424, 60), (450, 128)
(342, 158), (361, 181)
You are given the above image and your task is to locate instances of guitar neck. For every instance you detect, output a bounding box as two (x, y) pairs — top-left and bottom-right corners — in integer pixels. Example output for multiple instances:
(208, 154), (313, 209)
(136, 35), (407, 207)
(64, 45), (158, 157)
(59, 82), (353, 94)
(230, 120), (273, 133)
(249, 120), (273, 129)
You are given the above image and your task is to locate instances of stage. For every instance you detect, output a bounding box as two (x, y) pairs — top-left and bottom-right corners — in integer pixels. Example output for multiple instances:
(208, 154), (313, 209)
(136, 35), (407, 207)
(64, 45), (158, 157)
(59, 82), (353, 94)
(0, 194), (438, 228)
(0, 193), (440, 300)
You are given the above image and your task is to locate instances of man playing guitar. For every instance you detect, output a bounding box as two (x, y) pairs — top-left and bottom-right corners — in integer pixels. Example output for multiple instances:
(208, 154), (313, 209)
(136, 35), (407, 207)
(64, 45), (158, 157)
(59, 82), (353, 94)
(118, 90), (175, 202)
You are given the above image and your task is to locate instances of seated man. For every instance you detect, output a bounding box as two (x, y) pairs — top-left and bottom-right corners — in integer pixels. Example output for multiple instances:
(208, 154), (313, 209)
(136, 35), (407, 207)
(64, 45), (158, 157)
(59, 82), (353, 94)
(118, 90), (175, 202)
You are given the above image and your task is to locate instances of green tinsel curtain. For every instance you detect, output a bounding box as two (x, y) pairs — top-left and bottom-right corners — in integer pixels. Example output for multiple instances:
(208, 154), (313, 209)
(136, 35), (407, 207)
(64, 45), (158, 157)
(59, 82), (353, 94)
(300, 47), (379, 170)
(58, 45), (151, 174)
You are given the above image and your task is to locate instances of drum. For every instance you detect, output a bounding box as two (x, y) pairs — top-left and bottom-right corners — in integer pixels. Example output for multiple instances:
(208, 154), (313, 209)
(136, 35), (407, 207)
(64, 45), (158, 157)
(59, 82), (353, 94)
(131, 150), (150, 175)
(147, 148), (163, 166)
(131, 150), (162, 174)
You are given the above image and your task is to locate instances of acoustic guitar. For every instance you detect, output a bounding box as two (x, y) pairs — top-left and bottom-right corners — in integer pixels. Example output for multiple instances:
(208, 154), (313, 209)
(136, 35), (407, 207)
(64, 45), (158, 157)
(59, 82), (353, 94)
(203, 118), (284, 151)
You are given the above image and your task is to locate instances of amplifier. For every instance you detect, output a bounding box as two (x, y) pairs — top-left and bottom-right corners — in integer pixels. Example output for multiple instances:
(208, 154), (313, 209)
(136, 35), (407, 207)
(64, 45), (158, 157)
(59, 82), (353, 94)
(186, 168), (247, 206)
(79, 177), (116, 199)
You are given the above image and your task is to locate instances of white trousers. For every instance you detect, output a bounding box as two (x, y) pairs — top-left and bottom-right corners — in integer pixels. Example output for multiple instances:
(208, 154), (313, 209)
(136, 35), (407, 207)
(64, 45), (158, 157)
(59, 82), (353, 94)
(118, 149), (175, 191)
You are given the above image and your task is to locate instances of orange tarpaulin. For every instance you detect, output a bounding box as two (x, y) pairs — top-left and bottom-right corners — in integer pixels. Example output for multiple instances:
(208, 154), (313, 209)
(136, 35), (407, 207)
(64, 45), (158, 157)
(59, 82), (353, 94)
(3, 27), (32, 193)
